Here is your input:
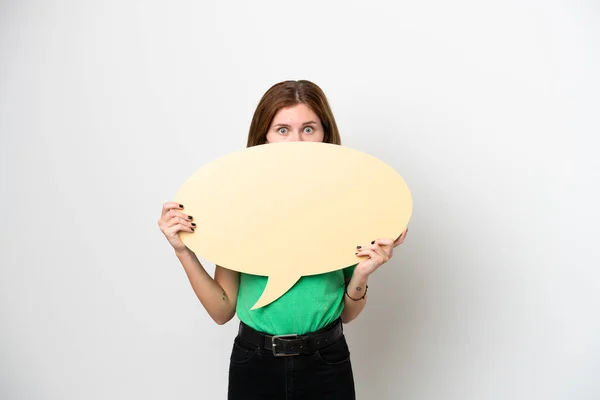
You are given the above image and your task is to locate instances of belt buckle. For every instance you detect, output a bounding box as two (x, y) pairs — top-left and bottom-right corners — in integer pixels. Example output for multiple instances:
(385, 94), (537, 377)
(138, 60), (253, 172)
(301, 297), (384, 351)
(272, 334), (300, 357)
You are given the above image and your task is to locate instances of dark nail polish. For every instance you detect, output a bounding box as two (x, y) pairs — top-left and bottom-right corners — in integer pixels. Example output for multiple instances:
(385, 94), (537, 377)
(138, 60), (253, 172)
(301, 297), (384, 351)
(188, 216), (193, 220)
(179, 204), (184, 208)
(191, 228), (195, 232)
(191, 223), (196, 227)
(357, 245), (362, 249)
(371, 241), (375, 244)
(355, 252), (358, 255)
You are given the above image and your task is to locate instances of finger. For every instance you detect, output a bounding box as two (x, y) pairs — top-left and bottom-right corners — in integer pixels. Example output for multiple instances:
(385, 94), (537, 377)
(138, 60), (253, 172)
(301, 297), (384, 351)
(165, 216), (196, 230)
(394, 229), (408, 247)
(159, 212), (191, 229)
(162, 202), (184, 216)
(355, 248), (384, 264)
(355, 247), (378, 258)
(369, 243), (391, 261)
(165, 223), (194, 236)
(164, 209), (194, 222)
(369, 238), (394, 248)
(398, 228), (408, 240)
(357, 243), (390, 260)
(355, 244), (378, 253)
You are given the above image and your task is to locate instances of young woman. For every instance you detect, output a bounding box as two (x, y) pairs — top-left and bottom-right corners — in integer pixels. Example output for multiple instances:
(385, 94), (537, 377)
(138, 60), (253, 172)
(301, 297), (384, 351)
(158, 80), (408, 399)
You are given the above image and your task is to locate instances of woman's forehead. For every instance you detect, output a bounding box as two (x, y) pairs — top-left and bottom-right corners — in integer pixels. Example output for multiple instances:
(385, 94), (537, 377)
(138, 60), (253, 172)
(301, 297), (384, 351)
(271, 104), (320, 125)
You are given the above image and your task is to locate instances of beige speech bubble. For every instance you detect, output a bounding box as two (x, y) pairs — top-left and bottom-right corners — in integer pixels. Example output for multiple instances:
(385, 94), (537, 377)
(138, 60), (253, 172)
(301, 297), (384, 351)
(174, 142), (412, 309)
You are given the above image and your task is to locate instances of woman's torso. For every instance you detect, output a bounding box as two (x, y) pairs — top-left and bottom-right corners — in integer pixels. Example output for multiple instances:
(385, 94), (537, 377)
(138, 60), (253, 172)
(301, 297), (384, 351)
(236, 265), (356, 335)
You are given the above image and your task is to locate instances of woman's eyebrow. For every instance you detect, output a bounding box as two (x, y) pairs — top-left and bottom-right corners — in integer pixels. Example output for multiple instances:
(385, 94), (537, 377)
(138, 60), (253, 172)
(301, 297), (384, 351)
(272, 121), (318, 128)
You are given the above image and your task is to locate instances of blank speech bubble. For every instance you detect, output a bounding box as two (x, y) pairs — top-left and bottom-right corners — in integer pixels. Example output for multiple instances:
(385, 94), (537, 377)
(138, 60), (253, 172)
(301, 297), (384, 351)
(174, 142), (412, 309)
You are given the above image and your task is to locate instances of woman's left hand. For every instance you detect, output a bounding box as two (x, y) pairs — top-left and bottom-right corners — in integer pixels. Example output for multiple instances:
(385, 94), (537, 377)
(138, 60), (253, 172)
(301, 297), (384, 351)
(354, 228), (408, 277)
(393, 227), (408, 248)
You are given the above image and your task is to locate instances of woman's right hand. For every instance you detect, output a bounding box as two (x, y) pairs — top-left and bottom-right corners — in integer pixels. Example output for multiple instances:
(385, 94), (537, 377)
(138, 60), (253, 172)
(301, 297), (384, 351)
(158, 202), (195, 253)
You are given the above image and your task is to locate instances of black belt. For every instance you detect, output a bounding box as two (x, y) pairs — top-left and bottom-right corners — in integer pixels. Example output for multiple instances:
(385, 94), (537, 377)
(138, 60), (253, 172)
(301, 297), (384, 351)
(237, 318), (343, 357)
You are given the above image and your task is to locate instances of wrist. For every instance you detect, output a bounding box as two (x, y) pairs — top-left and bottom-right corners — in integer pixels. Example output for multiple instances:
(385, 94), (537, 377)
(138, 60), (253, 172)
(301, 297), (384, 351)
(345, 280), (368, 301)
(352, 266), (370, 281)
(175, 247), (193, 258)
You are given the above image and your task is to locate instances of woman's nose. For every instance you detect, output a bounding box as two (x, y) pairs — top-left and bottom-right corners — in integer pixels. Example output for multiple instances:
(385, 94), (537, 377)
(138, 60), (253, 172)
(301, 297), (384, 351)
(288, 131), (303, 142)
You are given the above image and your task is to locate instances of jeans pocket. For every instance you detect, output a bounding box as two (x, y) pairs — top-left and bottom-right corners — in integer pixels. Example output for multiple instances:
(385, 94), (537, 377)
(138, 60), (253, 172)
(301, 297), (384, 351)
(230, 337), (260, 365)
(314, 335), (351, 365)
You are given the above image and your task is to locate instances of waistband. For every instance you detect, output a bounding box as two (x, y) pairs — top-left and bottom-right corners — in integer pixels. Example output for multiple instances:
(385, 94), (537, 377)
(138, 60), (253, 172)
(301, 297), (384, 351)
(237, 318), (343, 356)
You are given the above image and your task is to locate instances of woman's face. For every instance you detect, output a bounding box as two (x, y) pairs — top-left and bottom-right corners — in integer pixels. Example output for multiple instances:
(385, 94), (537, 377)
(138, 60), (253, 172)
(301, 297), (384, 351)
(266, 103), (325, 143)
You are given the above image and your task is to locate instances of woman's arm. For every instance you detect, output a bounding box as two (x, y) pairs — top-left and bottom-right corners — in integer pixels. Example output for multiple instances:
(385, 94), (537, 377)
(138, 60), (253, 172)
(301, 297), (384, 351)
(340, 270), (369, 323)
(159, 202), (239, 325)
(340, 229), (408, 323)
(175, 248), (239, 325)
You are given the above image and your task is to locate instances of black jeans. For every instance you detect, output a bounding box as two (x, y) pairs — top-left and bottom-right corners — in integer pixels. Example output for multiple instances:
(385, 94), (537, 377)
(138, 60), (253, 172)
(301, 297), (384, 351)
(228, 322), (356, 399)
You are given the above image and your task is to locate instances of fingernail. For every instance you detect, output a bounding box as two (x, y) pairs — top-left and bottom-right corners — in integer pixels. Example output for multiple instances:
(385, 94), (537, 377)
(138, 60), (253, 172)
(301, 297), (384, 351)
(191, 228), (195, 232)
(355, 252), (358, 255)
(357, 245), (362, 249)
(179, 204), (184, 208)
(188, 216), (193, 220)
(371, 241), (375, 244)
(191, 223), (196, 227)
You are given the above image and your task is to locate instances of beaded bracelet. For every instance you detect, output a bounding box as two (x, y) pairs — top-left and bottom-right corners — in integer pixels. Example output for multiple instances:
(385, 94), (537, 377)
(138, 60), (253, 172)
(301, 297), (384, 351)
(345, 282), (368, 301)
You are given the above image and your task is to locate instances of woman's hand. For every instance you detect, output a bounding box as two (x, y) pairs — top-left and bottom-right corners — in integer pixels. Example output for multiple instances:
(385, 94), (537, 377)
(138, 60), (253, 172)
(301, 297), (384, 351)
(354, 228), (408, 277)
(393, 227), (408, 247)
(158, 202), (196, 253)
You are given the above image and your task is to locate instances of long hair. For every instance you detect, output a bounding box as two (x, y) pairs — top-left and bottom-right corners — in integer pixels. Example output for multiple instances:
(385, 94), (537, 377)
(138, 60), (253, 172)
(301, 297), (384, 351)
(246, 80), (341, 147)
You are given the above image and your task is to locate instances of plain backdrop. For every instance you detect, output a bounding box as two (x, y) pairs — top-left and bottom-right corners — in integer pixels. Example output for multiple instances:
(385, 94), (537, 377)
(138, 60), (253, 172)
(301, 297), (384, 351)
(1, 1), (599, 399)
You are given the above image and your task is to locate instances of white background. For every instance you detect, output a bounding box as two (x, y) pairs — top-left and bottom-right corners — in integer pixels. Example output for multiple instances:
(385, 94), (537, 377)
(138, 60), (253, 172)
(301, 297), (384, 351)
(1, 1), (599, 399)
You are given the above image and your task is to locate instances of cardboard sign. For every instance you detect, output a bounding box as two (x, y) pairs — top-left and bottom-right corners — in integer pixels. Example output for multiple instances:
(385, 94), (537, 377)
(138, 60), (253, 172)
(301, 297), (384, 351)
(174, 142), (412, 309)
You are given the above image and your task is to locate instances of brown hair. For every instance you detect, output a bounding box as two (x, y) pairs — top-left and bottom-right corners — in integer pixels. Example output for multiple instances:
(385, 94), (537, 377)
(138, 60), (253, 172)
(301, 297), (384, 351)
(246, 80), (341, 147)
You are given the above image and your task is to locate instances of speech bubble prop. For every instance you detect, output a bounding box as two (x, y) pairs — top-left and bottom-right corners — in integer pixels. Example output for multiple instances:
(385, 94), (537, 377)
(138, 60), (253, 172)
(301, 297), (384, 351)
(174, 142), (412, 309)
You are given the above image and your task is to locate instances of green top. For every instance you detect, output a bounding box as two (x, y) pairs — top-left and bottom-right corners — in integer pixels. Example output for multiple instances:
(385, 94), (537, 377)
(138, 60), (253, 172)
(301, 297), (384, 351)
(236, 265), (357, 335)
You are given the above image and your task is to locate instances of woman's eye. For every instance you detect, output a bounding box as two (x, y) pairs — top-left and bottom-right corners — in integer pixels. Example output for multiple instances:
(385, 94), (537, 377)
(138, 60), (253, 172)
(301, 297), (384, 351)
(278, 127), (288, 135)
(303, 126), (314, 134)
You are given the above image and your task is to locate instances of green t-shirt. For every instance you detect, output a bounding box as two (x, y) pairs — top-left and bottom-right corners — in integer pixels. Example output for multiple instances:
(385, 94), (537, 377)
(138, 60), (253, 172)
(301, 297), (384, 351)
(236, 265), (357, 335)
